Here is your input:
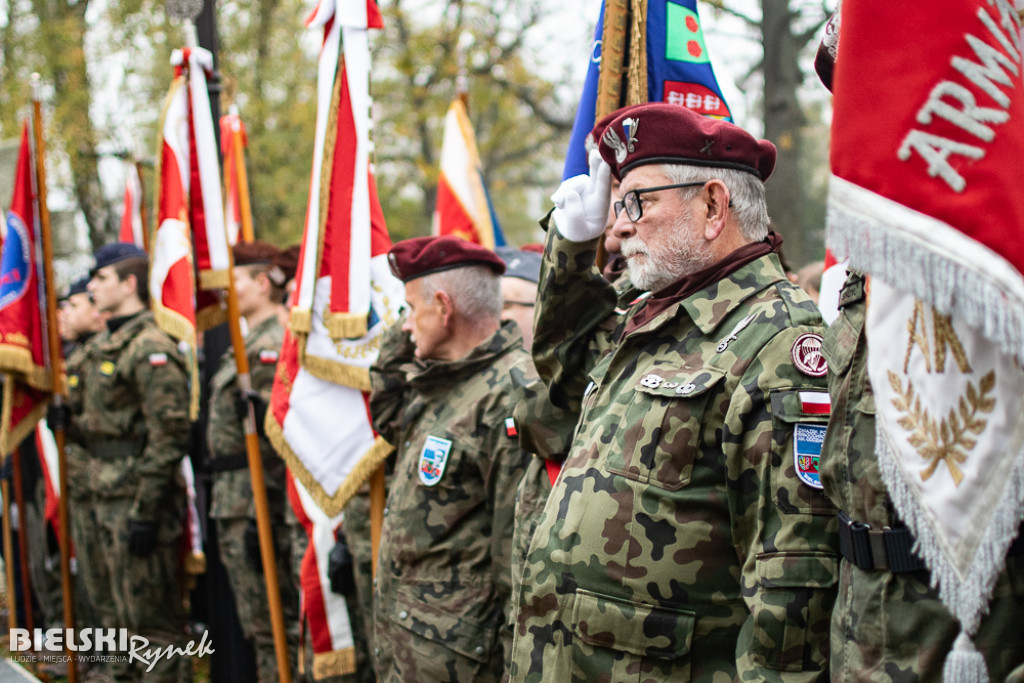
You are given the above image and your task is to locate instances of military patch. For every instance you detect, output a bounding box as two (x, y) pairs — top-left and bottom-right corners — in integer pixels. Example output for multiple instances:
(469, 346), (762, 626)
(68, 375), (79, 388)
(100, 361), (116, 376)
(794, 422), (826, 489)
(418, 435), (453, 487)
(259, 350), (279, 364)
(791, 333), (828, 377)
(505, 417), (517, 438)
(148, 353), (168, 367)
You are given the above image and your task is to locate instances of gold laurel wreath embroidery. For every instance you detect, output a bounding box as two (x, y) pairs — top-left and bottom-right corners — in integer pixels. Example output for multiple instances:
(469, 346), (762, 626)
(887, 370), (996, 487)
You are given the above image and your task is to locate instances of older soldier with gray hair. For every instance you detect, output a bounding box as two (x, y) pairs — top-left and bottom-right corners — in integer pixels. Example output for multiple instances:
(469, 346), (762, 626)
(509, 103), (839, 681)
(370, 235), (530, 682)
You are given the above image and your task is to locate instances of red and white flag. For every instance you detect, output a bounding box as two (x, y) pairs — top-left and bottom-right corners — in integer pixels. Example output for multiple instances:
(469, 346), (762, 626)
(220, 106), (247, 245)
(118, 162), (146, 249)
(266, 0), (402, 676)
(150, 46), (232, 418)
(0, 123), (55, 454)
(828, 1), (1024, 679)
(432, 99), (504, 247)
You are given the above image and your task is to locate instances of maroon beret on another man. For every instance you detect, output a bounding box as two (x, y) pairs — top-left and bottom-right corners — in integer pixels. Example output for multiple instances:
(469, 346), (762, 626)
(594, 102), (777, 181)
(388, 235), (506, 283)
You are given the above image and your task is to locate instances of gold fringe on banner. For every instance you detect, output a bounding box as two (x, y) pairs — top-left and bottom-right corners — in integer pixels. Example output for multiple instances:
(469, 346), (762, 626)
(0, 378), (48, 456)
(325, 312), (368, 341)
(196, 302), (227, 332)
(626, 0), (648, 106)
(300, 356), (372, 392)
(0, 346), (53, 391)
(312, 647), (357, 679)
(267, 413), (394, 517)
(199, 268), (230, 291)
(291, 309), (313, 335)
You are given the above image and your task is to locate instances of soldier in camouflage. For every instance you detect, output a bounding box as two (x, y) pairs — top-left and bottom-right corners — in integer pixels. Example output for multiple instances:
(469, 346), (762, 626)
(509, 103), (839, 682)
(207, 240), (299, 682)
(68, 243), (192, 681)
(820, 271), (1024, 681)
(369, 236), (530, 682)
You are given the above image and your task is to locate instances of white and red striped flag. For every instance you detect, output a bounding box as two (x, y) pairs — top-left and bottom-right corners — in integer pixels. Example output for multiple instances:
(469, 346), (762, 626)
(266, 0), (403, 676)
(118, 162), (146, 249)
(827, 1), (1024, 680)
(150, 46), (232, 419)
(432, 99), (505, 247)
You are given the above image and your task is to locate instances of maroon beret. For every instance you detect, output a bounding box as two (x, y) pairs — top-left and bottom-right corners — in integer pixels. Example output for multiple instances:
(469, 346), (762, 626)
(595, 102), (777, 181)
(388, 236), (506, 283)
(269, 244), (300, 287)
(233, 240), (280, 267)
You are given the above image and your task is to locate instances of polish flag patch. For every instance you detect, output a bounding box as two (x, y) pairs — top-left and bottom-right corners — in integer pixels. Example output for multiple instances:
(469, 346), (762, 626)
(799, 390), (831, 415)
(148, 353), (168, 367)
(505, 417), (517, 438)
(259, 350), (279, 364)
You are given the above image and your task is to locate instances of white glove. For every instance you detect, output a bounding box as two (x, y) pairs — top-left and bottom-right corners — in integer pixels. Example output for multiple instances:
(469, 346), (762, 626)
(551, 150), (612, 242)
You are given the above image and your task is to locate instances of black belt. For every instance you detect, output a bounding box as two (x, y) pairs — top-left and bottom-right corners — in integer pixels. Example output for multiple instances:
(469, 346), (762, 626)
(209, 453), (249, 473)
(837, 510), (927, 573)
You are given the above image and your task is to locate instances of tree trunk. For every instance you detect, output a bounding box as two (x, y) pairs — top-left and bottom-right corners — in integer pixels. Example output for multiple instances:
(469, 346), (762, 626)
(760, 0), (808, 269)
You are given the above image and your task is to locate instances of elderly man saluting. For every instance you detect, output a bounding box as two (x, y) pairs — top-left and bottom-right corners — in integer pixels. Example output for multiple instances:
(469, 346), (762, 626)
(509, 103), (839, 682)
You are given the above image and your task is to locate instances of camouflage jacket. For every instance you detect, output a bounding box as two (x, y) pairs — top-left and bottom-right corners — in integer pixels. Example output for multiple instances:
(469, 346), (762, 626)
(820, 272), (1024, 681)
(207, 314), (286, 519)
(509, 228), (839, 682)
(65, 336), (97, 502)
(66, 311), (190, 521)
(369, 318), (530, 681)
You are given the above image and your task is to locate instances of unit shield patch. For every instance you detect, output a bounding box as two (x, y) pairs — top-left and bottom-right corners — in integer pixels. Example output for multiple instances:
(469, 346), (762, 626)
(419, 435), (453, 487)
(793, 422), (826, 489)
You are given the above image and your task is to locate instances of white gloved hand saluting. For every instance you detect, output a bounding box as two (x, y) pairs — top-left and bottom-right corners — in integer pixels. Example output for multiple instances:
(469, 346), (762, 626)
(551, 149), (612, 242)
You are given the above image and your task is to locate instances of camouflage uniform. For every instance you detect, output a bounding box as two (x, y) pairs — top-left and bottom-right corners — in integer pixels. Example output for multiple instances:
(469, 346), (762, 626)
(341, 487), (379, 683)
(66, 310), (191, 682)
(509, 228), (839, 682)
(820, 272), (1024, 682)
(369, 317), (530, 683)
(65, 336), (107, 637)
(207, 314), (299, 683)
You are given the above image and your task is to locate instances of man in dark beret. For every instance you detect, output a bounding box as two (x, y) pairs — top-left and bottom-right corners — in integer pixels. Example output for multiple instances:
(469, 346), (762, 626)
(207, 240), (300, 681)
(369, 235), (530, 682)
(509, 103), (839, 682)
(67, 243), (192, 680)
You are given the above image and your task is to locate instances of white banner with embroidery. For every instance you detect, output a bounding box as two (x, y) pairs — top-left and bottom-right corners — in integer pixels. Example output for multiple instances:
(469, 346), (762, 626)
(866, 279), (1024, 680)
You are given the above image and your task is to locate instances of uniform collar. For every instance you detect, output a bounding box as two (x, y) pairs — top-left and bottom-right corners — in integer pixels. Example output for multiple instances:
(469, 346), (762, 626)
(411, 320), (523, 386)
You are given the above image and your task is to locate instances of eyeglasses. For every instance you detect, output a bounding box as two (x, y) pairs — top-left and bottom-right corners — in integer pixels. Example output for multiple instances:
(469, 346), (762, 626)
(613, 181), (708, 222)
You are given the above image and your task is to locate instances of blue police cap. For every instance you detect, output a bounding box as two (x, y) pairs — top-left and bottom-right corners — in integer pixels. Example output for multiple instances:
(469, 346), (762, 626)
(495, 246), (541, 284)
(91, 242), (148, 276)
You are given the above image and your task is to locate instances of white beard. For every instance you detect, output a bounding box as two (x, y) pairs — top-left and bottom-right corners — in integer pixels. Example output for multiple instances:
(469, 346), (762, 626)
(620, 210), (715, 292)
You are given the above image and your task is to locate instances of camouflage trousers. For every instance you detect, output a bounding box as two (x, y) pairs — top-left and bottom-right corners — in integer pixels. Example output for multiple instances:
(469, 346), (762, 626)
(831, 553), (1024, 682)
(22, 476), (64, 630)
(216, 516), (300, 683)
(82, 497), (191, 682)
(340, 489), (377, 683)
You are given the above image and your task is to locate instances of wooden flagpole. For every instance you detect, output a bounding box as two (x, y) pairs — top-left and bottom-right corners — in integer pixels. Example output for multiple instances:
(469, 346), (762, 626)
(32, 72), (78, 683)
(10, 449), (33, 638)
(223, 262), (293, 683)
(136, 160), (150, 253)
(229, 106), (256, 243)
